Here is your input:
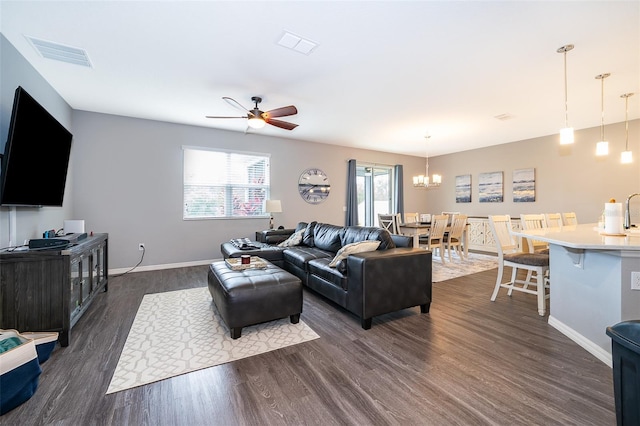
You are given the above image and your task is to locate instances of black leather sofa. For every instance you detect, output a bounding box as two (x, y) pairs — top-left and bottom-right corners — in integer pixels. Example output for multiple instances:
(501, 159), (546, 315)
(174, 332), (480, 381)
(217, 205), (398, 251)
(222, 221), (432, 329)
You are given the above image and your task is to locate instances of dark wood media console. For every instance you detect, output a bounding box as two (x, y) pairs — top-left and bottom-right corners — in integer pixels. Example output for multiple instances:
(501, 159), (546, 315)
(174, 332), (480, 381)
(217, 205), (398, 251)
(0, 233), (108, 346)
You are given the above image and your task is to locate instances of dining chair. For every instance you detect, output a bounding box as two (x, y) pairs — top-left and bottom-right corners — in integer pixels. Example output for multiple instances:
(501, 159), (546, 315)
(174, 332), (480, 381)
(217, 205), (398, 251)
(419, 214), (448, 263)
(378, 213), (400, 235)
(488, 215), (550, 316)
(519, 213), (551, 286)
(562, 212), (578, 226)
(404, 212), (419, 224)
(544, 213), (563, 228)
(444, 214), (468, 261)
(441, 211), (460, 225)
(519, 213), (549, 253)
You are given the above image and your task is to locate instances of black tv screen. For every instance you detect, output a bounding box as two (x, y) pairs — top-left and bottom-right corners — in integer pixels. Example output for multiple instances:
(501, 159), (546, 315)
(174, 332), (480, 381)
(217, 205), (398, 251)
(1, 86), (73, 207)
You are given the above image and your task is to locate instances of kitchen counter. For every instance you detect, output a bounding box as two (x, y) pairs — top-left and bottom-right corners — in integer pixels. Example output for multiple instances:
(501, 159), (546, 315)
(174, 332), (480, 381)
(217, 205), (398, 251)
(512, 223), (640, 366)
(512, 223), (640, 250)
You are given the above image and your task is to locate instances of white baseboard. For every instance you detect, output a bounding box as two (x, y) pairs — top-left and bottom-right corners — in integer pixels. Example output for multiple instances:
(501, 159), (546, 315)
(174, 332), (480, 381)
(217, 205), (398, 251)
(548, 315), (612, 367)
(109, 258), (223, 275)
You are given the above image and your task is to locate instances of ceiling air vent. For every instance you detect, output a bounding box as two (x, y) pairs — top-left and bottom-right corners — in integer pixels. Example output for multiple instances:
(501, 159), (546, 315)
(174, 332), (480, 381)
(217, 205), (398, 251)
(25, 36), (92, 68)
(494, 113), (515, 121)
(276, 31), (318, 55)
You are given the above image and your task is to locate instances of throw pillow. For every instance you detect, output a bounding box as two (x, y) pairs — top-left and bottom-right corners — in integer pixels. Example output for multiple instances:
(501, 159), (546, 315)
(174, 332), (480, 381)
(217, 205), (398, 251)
(302, 221), (317, 247)
(278, 229), (304, 247)
(328, 240), (381, 267)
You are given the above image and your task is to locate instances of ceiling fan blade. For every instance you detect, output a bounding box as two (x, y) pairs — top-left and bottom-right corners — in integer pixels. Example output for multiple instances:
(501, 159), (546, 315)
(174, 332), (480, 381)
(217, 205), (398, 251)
(266, 118), (298, 130)
(222, 97), (250, 114)
(262, 105), (297, 119)
(205, 115), (246, 119)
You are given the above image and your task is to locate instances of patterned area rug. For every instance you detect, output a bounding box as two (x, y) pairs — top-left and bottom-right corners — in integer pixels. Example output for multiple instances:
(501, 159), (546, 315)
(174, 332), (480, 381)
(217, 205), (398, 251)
(431, 252), (498, 282)
(106, 287), (320, 394)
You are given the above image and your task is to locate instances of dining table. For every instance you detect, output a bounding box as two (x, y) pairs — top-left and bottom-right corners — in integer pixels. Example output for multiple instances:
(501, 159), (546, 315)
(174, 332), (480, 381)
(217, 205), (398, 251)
(398, 222), (469, 257)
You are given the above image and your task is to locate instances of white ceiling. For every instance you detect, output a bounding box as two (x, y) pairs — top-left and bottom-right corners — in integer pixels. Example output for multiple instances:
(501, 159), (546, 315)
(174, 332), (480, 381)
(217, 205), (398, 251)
(1, 1), (639, 157)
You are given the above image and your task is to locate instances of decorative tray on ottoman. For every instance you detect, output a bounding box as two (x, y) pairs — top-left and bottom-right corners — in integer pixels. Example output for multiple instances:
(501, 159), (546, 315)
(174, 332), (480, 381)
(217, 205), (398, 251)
(225, 256), (268, 271)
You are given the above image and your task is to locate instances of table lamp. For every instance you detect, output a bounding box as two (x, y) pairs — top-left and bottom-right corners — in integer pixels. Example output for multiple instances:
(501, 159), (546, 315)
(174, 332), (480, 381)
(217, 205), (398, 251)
(265, 200), (282, 230)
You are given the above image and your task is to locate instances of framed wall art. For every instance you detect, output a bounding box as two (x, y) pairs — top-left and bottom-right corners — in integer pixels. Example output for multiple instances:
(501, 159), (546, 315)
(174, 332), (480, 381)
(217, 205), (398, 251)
(478, 171), (503, 203)
(455, 174), (471, 203)
(513, 168), (535, 202)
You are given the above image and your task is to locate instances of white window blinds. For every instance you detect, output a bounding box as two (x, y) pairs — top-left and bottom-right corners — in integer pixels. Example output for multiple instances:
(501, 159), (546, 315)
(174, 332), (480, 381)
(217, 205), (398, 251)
(183, 146), (270, 219)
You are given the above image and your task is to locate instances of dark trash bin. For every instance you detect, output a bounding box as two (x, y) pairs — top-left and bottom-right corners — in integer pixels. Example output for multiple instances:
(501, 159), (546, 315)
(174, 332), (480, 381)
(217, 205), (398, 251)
(606, 320), (640, 426)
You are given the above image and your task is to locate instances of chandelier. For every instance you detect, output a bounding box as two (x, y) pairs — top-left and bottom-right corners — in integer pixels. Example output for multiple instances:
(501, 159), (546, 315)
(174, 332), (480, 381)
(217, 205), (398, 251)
(413, 135), (441, 189)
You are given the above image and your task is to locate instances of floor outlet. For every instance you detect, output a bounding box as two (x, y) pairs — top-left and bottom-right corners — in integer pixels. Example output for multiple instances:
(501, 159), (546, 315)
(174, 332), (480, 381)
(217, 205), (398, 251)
(632, 272), (640, 290)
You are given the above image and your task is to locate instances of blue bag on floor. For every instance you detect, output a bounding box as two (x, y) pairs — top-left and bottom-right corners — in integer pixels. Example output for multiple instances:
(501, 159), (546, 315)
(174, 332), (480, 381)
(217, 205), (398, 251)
(20, 332), (59, 364)
(0, 330), (42, 415)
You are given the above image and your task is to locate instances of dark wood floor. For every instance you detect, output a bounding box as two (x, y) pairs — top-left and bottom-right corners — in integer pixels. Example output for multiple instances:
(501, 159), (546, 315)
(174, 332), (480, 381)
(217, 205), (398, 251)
(3, 264), (616, 425)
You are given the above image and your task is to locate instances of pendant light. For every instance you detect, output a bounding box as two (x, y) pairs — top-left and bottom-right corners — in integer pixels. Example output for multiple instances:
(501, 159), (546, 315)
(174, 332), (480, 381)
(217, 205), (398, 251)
(413, 135), (441, 189)
(557, 44), (574, 145)
(595, 73), (611, 156)
(621, 93), (634, 164)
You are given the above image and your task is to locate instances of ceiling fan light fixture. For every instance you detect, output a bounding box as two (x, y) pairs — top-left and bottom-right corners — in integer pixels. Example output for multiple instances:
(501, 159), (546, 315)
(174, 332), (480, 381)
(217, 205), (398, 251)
(208, 96), (298, 131)
(247, 116), (266, 129)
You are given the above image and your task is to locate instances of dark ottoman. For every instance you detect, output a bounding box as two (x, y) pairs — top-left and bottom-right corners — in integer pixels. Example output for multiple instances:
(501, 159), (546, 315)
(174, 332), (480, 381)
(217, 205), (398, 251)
(207, 261), (303, 339)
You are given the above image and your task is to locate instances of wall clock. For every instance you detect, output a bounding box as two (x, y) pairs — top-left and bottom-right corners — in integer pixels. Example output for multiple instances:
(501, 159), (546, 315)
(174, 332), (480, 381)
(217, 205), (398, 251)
(298, 168), (330, 204)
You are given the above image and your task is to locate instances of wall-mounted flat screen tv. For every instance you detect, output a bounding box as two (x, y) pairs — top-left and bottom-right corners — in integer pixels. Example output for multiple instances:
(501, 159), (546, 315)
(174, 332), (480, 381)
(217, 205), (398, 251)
(1, 86), (73, 207)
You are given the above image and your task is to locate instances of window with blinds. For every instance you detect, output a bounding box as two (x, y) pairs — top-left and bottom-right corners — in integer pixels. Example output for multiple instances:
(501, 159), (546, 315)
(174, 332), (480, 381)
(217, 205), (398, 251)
(183, 146), (270, 219)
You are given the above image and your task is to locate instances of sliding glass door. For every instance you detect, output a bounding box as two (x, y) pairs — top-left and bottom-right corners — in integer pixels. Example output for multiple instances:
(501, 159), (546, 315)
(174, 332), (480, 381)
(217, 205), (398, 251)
(356, 164), (395, 226)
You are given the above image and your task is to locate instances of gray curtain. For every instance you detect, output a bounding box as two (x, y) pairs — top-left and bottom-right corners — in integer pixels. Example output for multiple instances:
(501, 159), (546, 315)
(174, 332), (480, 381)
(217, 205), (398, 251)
(346, 159), (358, 226)
(394, 164), (404, 219)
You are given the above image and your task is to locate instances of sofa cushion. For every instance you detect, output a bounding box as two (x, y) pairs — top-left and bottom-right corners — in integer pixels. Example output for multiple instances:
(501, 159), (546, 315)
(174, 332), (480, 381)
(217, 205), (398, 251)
(312, 223), (344, 252)
(283, 246), (334, 272)
(278, 229), (304, 247)
(308, 258), (347, 290)
(328, 240), (381, 267)
(342, 226), (396, 250)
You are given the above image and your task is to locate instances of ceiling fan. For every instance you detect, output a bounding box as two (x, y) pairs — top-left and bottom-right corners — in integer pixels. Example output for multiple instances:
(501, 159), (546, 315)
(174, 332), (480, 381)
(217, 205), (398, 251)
(206, 96), (298, 130)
